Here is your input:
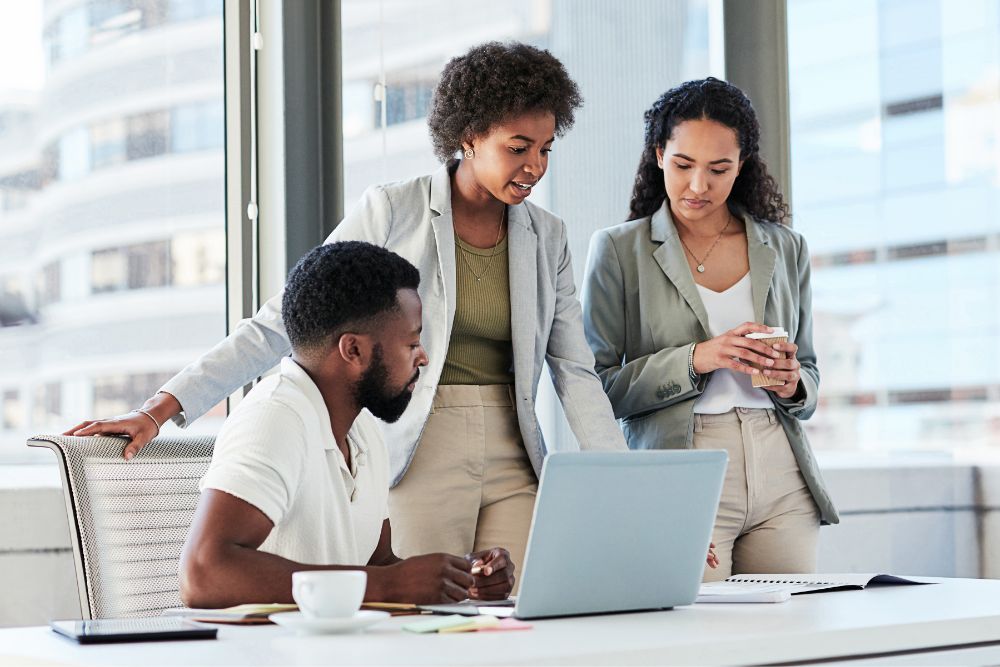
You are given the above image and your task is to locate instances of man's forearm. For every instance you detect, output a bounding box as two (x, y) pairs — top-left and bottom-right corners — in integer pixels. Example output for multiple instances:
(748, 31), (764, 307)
(180, 542), (406, 608)
(180, 542), (362, 608)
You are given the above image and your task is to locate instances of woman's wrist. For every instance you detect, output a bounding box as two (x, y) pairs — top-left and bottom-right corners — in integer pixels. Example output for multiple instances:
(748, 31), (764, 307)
(687, 343), (699, 383)
(141, 392), (182, 427)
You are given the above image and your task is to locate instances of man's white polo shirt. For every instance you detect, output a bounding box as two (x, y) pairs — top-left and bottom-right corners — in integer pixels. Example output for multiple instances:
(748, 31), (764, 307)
(200, 357), (389, 566)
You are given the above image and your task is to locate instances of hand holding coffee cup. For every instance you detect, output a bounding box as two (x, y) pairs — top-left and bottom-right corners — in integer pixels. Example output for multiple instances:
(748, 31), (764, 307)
(747, 329), (802, 399)
(292, 571), (367, 619)
(744, 327), (789, 388)
(692, 322), (782, 377)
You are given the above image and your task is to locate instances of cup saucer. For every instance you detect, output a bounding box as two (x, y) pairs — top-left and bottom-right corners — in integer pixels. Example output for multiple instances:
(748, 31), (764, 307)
(269, 610), (390, 634)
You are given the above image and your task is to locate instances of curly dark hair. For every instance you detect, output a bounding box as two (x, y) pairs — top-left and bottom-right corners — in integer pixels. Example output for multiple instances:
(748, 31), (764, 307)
(427, 41), (583, 162)
(627, 77), (789, 224)
(282, 241), (420, 353)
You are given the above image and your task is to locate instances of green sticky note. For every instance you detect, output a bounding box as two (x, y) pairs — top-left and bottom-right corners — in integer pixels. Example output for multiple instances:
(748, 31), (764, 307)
(402, 614), (471, 634)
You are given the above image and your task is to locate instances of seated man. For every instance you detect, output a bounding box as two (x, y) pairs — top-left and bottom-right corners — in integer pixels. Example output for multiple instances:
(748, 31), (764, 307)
(180, 241), (513, 608)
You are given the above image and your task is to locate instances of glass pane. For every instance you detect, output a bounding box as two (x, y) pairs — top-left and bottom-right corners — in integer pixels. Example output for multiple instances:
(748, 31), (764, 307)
(340, 0), (718, 450)
(788, 0), (1000, 455)
(0, 1), (227, 464)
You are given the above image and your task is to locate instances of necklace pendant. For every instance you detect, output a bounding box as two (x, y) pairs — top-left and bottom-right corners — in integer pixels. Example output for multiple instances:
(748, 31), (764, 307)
(476, 277), (481, 282)
(697, 264), (706, 273)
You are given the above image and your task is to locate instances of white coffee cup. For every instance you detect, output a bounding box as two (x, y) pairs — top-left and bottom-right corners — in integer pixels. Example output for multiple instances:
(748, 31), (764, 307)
(292, 571), (367, 619)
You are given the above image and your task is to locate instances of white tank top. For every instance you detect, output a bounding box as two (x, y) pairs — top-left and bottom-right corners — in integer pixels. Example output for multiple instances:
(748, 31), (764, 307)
(693, 273), (773, 414)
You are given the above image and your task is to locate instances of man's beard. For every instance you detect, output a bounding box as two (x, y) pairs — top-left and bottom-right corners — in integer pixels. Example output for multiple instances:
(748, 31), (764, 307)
(353, 344), (418, 423)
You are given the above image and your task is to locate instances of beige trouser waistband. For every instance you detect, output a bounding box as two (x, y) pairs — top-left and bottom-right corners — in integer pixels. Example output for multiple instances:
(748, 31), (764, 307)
(694, 407), (776, 430)
(432, 384), (514, 409)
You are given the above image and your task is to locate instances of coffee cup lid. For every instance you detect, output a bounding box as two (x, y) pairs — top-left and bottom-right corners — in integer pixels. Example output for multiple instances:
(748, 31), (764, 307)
(745, 327), (787, 339)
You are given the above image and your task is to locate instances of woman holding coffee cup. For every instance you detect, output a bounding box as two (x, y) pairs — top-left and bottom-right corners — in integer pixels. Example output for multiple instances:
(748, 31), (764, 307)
(581, 78), (838, 581)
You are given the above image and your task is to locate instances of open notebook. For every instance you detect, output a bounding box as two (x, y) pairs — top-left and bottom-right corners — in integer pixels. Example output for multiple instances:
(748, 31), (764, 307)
(723, 573), (932, 595)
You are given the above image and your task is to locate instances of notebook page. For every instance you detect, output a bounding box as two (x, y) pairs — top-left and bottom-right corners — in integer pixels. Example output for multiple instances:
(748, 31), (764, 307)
(727, 573), (879, 586)
(726, 573), (930, 593)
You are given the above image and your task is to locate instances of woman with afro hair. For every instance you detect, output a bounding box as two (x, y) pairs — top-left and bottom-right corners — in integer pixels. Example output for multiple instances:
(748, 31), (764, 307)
(69, 42), (635, 587)
(582, 78), (839, 581)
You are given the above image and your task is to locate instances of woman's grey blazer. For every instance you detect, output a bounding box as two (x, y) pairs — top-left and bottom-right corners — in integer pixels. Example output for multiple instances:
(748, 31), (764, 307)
(161, 162), (627, 485)
(581, 202), (838, 524)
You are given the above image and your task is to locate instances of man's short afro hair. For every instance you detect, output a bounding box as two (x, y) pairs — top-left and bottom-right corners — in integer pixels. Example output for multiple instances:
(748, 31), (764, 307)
(427, 41), (583, 162)
(282, 241), (420, 353)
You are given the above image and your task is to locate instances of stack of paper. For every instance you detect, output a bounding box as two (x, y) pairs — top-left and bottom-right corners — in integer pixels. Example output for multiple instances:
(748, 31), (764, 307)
(162, 603), (299, 624)
(696, 582), (791, 603)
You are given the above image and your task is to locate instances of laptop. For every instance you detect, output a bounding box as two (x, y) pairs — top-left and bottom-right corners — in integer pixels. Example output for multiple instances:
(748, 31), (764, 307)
(480, 449), (727, 619)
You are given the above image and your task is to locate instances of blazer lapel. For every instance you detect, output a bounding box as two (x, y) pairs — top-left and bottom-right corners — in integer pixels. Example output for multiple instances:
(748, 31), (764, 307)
(744, 216), (777, 323)
(650, 204), (711, 336)
(507, 203), (536, 386)
(429, 165), (457, 331)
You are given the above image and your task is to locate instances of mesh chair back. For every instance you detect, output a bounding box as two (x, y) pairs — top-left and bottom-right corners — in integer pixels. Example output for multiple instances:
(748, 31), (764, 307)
(28, 434), (214, 619)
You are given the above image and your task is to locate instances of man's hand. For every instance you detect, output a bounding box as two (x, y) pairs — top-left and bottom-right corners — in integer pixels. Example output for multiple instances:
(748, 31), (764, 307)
(466, 547), (515, 601)
(371, 554), (474, 604)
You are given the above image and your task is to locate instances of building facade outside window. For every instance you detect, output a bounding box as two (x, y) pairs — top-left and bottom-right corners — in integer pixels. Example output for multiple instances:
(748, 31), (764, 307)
(788, 0), (1000, 455)
(0, 0), (227, 463)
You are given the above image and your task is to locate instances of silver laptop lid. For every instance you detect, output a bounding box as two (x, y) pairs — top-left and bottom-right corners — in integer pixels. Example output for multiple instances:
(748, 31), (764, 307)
(514, 450), (727, 619)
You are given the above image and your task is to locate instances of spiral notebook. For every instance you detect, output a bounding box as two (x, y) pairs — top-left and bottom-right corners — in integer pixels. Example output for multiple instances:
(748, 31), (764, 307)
(723, 572), (932, 595)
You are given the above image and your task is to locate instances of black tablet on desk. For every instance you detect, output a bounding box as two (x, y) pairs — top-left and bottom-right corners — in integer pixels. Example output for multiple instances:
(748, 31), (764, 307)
(51, 618), (218, 644)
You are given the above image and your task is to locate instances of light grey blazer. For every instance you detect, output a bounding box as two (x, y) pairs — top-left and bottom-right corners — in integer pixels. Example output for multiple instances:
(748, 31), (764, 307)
(162, 162), (626, 484)
(581, 202), (838, 524)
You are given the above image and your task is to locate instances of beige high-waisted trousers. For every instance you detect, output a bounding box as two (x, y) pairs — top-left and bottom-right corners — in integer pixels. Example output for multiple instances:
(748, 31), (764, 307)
(388, 385), (537, 579)
(695, 407), (820, 582)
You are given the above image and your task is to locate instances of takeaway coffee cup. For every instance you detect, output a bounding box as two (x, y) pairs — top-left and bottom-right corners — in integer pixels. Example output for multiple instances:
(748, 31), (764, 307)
(292, 571), (367, 619)
(745, 327), (788, 388)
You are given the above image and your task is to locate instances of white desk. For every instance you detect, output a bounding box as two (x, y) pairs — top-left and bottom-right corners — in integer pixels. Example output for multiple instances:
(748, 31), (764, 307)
(2, 578), (1000, 666)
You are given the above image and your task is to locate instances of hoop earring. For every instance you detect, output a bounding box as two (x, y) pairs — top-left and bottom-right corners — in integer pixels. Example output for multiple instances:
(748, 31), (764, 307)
(464, 148), (474, 159)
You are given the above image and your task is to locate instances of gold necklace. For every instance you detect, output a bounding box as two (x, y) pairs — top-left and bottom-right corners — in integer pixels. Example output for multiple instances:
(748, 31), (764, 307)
(457, 205), (506, 283)
(678, 213), (732, 273)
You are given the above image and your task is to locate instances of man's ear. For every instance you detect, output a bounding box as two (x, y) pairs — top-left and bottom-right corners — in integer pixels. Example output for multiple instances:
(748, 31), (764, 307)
(337, 333), (371, 367)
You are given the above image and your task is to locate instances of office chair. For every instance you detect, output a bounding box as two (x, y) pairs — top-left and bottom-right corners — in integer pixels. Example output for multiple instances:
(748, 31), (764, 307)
(28, 434), (214, 619)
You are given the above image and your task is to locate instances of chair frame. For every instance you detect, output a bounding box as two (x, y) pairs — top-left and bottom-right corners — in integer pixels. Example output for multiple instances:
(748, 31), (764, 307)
(28, 434), (214, 619)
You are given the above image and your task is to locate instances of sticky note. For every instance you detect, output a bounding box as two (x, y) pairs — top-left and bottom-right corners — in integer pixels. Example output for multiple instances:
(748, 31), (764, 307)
(479, 618), (533, 632)
(402, 615), (471, 634)
(437, 616), (500, 634)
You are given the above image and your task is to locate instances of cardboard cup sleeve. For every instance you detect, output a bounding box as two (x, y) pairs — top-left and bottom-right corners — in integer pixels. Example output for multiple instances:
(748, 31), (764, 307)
(745, 328), (788, 388)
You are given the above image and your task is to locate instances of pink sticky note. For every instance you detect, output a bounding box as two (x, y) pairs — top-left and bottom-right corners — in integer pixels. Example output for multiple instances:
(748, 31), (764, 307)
(479, 618), (532, 632)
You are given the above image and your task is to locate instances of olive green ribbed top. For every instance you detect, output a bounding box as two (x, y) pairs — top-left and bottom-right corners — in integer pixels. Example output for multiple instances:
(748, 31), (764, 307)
(439, 234), (515, 386)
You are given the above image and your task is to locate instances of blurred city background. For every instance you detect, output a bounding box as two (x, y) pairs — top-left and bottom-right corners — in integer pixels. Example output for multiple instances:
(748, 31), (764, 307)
(1, 0), (998, 463)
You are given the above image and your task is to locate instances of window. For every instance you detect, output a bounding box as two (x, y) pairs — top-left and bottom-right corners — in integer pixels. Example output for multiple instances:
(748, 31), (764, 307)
(171, 101), (225, 153)
(0, 0), (226, 464)
(1, 389), (23, 430)
(93, 372), (176, 418)
(788, 0), (1000, 454)
(37, 262), (60, 307)
(340, 0), (720, 449)
(32, 382), (62, 433)
(91, 241), (172, 293)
